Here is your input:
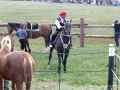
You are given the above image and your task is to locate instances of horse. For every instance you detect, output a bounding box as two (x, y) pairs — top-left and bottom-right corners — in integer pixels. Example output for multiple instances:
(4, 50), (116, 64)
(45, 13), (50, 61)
(48, 20), (72, 73)
(0, 35), (35, 90)
(7, 22), (52, 47)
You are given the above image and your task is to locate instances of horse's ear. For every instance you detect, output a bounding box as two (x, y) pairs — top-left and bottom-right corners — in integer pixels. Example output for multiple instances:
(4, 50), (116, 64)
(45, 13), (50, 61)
(70, 19), (72, 23)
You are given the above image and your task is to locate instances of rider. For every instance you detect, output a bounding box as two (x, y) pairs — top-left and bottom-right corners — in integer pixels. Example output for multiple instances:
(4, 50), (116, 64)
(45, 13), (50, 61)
(46, 10), (67, 51)
(16, 24), (28, 52)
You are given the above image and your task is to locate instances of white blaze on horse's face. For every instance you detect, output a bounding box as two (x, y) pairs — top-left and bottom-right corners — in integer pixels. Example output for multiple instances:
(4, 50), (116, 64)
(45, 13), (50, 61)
(65, 19), (72, 33)
(1, 36), (12, 52)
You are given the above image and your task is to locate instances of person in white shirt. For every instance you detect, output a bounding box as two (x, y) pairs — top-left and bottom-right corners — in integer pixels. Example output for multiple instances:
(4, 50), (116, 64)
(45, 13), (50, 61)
(46, 10), (67, 51)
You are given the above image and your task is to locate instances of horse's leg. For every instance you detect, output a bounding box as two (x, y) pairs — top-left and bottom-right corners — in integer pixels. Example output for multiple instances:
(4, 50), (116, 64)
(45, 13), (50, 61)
(63, 49), (70, 73)
(48, 47), (54, 69)
(44, 29), (52, 47)
(25, 63), (32, 90)
(4, 80), (10, 90)
(57, 53), (62, 74)
(26, 81), (31, 90)
(44, 37), (49, 47)
(12, 82), (16, 90)
(16, 82), (23, 90)
(0, 79), (3, 90)
(70, 36), (72, 48)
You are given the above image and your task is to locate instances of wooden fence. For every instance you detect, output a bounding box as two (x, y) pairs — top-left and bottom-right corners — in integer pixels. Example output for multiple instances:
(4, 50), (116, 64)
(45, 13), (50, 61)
(0, 18), (114, 47)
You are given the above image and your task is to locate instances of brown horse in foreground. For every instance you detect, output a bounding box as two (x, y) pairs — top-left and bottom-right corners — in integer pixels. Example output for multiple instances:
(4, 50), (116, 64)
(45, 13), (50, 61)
(0, 35), (35, 90)
(8, 22), (52, 47)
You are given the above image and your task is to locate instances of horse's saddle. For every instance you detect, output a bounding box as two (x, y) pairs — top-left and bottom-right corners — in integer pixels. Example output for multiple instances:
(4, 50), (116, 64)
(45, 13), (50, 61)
(26, 23), (39, 31)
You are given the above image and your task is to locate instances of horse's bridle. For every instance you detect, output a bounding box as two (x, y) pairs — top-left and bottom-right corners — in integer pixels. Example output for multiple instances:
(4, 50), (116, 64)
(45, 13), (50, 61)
(60, 31), (71, 49)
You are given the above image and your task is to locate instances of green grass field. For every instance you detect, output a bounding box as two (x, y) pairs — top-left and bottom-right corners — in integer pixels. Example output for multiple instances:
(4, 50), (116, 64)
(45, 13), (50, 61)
(0, 1), (120, 24)
(0, 1), (120, 90)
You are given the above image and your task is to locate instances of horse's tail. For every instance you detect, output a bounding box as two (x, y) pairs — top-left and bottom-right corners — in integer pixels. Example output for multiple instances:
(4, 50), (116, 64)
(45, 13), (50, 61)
(24, 53), (35, 85)
(48, 26), (52, 42)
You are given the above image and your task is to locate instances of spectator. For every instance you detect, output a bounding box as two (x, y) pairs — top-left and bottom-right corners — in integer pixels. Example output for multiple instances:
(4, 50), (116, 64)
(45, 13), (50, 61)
(113, 20), (120, 47)
(16, 24), (28, 51)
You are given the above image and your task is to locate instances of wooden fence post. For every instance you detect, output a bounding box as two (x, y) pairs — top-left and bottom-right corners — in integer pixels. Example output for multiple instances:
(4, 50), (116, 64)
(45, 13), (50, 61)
(107, 44), (115, 90)
(80, 18), (85, 47)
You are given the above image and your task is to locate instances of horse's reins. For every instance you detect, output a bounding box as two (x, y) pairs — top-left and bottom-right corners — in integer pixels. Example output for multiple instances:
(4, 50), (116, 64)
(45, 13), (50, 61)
(59, 32), (71, 61)
(60, 32), (71, 49)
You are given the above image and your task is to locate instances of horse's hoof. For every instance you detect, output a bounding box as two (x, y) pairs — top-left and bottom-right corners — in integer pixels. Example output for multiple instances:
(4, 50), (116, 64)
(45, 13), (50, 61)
(64, 69), (67, 73)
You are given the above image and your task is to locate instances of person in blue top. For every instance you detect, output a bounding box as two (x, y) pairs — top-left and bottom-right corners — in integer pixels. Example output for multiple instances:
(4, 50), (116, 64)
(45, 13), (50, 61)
(16, 24), (28, 52)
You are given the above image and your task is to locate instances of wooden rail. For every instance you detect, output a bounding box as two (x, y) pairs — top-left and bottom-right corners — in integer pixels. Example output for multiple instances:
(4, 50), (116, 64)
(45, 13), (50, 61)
(0, 23), (113, 28)
(0, 23), (8, 27)
(72, 34), (113, 38)
(50, 24), (113, 28)
(0, 19), (114, 47)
